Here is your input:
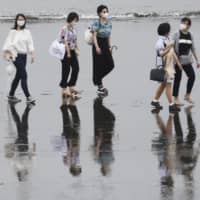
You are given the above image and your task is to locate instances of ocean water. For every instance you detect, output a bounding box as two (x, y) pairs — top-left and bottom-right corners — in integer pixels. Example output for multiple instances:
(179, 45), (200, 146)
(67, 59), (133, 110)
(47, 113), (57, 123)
(0, 0), (200, 20)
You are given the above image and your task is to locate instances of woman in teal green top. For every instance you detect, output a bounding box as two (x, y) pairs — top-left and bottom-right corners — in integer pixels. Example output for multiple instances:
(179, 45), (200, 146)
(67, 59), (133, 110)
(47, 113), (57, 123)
(92, 5), (115, 96)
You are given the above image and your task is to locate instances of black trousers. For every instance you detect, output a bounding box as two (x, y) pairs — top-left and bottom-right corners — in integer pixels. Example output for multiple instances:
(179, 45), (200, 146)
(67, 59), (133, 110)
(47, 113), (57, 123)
(9, 54), (30, 98)
(173, 64), (195, 97)
(60, 50), (79, 88)
(92, 37), (114, 86)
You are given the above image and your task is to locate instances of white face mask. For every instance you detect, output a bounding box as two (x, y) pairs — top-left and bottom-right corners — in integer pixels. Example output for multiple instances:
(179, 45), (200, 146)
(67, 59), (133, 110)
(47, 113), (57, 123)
(102, 12), (109, 19)
(180, 23), (187, 31)
(17, 20), (25, 27)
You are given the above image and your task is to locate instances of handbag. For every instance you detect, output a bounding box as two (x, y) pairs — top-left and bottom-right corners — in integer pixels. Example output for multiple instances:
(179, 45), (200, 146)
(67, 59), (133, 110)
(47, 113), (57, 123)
(6, 63), (15, 76)
(150, 67), (166, 82)
(49, 39), (66, 60)
(84, 28), (93, 45)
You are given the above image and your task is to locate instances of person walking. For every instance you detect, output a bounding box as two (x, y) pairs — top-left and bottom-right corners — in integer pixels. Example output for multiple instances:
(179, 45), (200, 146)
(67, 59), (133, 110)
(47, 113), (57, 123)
(151, 23), (182, 113)
(173, 17), (200, 105)
(92, 5), (115, 96)
(58, 12), (80, 98)
(3, 13), (36, 104)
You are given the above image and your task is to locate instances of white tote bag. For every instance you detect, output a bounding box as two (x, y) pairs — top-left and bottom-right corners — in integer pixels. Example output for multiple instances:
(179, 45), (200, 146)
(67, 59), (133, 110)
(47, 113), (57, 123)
(84, 28), (93, 45)
(49, 40), (66, 60)
(6, 63), (15, 76)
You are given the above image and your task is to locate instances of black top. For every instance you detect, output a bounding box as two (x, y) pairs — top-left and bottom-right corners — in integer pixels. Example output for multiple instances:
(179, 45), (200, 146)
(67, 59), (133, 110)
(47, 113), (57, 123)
(179, 31), (193, 56)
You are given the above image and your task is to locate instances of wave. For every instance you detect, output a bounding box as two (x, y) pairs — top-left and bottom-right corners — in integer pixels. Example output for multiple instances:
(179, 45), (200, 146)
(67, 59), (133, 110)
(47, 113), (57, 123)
(1, 10), (200, 22)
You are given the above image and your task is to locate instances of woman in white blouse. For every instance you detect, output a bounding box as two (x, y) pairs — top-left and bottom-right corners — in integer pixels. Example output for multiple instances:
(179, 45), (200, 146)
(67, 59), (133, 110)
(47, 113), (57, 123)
(3, 13), (35, 104)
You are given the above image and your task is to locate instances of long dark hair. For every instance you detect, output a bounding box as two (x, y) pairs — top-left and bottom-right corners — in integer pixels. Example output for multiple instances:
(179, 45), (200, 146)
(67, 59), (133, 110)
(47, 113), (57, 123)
(13, 13), (27, 30)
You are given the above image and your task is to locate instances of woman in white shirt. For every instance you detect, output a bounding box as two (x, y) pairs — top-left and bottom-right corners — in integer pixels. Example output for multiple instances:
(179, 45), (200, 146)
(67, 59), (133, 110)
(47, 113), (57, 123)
(3, 14), (35, 104)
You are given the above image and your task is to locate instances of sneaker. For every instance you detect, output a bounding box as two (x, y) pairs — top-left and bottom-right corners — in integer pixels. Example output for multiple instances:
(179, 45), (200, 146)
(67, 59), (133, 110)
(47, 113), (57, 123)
(97, 87), (108, 96)
(169, 104), (181, 113)
(151, 101), (163, 110)
(184, 95), (194, 105)
(174, 98), (184, 106)
(7, 96), (21, 103)
(27, 96), (36, 104)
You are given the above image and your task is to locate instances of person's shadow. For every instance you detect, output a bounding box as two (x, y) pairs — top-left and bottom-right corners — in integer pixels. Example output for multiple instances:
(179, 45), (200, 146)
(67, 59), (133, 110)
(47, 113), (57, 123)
(5, 103), (35, 182)
(60, 97), (81, 177)
(93, 97), (116, 176)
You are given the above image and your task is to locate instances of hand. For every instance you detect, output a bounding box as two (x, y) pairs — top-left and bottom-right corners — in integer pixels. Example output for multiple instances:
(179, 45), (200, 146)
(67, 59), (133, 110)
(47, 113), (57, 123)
(31, 55), (35, 64)
(196, 62), (200, 68)
(67, 54), (71, 58)
(177, 63), (183, 70)
(96, 47), (102, 55)
(75, 49), (79, 56)
(167, 42), (174, 49)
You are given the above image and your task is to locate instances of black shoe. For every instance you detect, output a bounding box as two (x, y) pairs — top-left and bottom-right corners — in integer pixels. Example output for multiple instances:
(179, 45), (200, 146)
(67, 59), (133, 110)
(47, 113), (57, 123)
(151, 108), (161, 114)
(97, 87), (108, 96)
(169, 104), (181, 113)
(151, 101), (163, 110)
(7, 96), (21, 103)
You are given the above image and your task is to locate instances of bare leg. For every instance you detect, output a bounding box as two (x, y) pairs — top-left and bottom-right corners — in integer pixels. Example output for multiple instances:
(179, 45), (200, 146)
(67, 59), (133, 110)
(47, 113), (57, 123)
(165, 83), (173, 104)
(154, 83), (166, 101)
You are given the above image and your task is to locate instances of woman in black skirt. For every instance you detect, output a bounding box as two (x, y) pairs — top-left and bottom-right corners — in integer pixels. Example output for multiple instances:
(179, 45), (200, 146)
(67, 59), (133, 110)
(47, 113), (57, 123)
(92, 5), (115, 95)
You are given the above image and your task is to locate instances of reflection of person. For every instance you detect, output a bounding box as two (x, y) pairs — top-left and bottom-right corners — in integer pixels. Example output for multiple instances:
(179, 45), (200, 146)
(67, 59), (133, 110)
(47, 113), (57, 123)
(151, 112), (174, 188)
(152, 108), (200, 199)
(60, 98), (81, 176)
(4, 104), (35, 182)
(174, 106), (199, 179)
(93, 97), (115, 176)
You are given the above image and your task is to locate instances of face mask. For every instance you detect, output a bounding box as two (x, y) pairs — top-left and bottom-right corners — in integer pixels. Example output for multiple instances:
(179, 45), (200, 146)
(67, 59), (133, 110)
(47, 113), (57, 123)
(180, 23), (187, 31)
(17, 20), (25, 27)
(102, 12), (109, 19)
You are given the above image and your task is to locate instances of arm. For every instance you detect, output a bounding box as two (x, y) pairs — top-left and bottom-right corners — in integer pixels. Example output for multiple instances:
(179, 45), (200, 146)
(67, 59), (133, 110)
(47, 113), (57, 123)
(2, 30), (13, 60)
(93, 31), (101, 54)
(27, 30), (35, 63)
(191, 33), (200, 68)
(159, 44), (173, 57)
(65, 41), (71, 58)
(173, 52), (183, 70)
(192, 51), (200, 68)
(108, 36), (112, 52)
(74, 40), (79, 56)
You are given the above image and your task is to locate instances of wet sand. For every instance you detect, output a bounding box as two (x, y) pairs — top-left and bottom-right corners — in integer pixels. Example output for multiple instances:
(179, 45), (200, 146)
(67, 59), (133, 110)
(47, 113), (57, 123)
(0, 19), (200, 200)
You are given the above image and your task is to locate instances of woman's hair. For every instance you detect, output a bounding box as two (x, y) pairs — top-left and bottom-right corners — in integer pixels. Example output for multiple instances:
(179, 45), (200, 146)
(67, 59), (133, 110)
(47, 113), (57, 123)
(97, 5), (109, 16)
(67, 12), (79, 23)
(157, 23), (171, 36)
(181, 17), (192, 26)
(13, 13), (26, 30)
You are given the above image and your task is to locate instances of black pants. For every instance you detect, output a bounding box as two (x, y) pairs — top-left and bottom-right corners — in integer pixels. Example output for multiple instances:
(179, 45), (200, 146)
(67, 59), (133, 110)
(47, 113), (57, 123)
(173, 64), (195, 97)
(9, 54), (30, 98)
(10, 104), (31, 152)
(60, 50), (79, 88)
(92, 37), (114, 86)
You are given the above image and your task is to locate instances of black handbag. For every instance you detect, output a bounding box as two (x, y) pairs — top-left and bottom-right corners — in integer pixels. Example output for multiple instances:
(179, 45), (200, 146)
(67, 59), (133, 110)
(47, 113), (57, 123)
(150, 67), (166, 82)
(150, 44), (167, 82)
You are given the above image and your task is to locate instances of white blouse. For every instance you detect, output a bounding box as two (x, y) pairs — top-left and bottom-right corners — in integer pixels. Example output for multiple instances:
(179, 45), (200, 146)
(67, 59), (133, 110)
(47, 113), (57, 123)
(2, 29), (35, 54)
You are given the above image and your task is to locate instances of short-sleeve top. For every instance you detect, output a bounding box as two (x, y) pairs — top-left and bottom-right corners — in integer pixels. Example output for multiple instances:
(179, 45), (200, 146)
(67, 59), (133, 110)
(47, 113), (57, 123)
(91, 19), (112, 38)
(59, 26), (77, 50)
(155, 36), (170, 67)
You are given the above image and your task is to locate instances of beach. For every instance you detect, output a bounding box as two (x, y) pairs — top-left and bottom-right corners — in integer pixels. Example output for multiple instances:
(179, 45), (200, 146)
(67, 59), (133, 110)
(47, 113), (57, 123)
(0, 9), (200, 200)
